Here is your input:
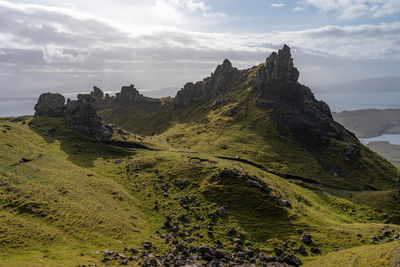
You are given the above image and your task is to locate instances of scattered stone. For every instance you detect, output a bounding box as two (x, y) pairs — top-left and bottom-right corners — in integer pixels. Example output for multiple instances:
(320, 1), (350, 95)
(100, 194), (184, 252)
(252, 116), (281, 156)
(226, 227), (237, 236)
(301, 233), (312, 245)
(298, 244), (307, 256)
(215, 206), (228, 217)
(178, 214), (190, 223)
(278, 253), (302, 266)
(142, 241), (152, 250)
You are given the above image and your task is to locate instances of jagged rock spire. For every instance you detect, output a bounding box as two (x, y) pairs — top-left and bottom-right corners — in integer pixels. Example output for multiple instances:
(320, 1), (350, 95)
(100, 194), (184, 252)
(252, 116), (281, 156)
(91, 86), (104, 99)
(213, 59), (234, 77)
(263, 44), (299, 83)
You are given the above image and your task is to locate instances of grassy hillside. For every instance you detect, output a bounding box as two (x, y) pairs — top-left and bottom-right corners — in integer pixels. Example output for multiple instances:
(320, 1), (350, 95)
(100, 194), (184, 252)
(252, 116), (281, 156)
(0, 116), (399, 266)
(305, 241), (400, 267)
(99, 66), (398, 191)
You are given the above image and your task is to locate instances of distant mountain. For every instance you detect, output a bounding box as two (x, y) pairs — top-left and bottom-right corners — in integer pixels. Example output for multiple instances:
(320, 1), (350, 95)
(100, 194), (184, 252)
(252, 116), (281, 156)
(367, 141), (400, 167)
(315, 76), (400, 93)
(140, 87), (180, 98)
(333, 109), (400, 138)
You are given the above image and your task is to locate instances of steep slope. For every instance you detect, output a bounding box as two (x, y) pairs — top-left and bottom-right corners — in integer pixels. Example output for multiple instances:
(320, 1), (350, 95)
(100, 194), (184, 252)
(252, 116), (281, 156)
(0, 116), (399, 266)
(99, 45), (398, 191)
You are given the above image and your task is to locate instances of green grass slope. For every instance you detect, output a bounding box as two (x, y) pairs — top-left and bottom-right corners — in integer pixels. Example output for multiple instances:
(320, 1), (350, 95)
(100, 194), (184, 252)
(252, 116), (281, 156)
(0, 116), (399, 266)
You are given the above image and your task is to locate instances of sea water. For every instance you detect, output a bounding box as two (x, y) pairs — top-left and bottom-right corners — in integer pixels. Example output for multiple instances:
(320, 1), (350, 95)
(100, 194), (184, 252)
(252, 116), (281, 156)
(360, 134), (400, 145)
(315, 91), (400, 112)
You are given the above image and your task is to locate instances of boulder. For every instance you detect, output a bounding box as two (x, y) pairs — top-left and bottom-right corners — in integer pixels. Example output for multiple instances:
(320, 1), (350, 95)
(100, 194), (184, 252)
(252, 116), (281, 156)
(301, 232), (312, 245)
(34, 93), (65, 117)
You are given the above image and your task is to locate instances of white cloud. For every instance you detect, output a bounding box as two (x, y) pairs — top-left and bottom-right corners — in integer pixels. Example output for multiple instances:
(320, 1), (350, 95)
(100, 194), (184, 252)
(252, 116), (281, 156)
(302, 0), (400, 19)
(271, 3), (286, 8)
(292, 6), (304, 11)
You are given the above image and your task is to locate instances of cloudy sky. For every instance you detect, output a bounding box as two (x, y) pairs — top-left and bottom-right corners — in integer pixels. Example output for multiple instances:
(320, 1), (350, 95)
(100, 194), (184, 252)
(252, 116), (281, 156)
(1, 0), (400, 97)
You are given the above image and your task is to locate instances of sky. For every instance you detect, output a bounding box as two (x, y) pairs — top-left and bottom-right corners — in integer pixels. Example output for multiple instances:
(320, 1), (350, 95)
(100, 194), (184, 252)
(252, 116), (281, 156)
(1, 0), (400, 97)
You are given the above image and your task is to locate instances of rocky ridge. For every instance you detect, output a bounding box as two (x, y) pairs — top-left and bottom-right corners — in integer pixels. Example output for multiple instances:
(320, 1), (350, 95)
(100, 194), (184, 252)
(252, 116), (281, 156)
(90, 84), (162, 110)
(173, 59), (242, 108)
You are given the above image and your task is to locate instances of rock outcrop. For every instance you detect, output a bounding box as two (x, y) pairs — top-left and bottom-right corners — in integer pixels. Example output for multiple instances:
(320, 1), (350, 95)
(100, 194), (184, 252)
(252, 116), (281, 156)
(254, 45), (354, 147)
(91, 86), (104, 100)
(34, 93), (66, 117)
(115, 84), (145, 105)
(66, 94), (113, 141)
(34, 93), (113, 141)
(173, 59), (242, 108)
(255, 44), (317, 107)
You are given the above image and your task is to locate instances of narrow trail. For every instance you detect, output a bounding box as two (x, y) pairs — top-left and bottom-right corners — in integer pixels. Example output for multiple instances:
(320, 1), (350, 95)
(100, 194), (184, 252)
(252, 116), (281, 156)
(113, 133), (375, 193)
(146, 135), (322, 185)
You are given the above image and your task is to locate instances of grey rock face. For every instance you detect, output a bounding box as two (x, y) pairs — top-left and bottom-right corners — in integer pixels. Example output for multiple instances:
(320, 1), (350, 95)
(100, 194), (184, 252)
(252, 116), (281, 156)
(34, 93), (65, 117)
(66, 94), (113, 141)
(173, 59), (242, 108)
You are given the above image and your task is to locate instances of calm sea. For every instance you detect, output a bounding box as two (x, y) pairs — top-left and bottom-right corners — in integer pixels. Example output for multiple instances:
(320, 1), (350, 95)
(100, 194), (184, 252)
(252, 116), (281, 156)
(314, 91), (400, 112)
(1, 91), (400, 116)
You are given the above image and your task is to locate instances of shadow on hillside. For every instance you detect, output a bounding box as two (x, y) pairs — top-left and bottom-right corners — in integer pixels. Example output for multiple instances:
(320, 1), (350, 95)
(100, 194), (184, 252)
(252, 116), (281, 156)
(29, 118), (132, 168)
(202, 179), (305, 242)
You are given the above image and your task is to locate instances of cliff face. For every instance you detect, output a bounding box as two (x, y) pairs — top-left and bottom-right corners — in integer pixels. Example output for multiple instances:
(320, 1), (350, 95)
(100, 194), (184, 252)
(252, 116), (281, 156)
(34, 93), (113, 141)
(173, 59), (242, 108)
